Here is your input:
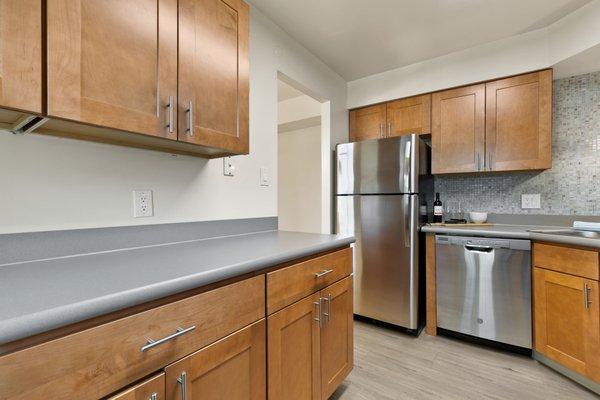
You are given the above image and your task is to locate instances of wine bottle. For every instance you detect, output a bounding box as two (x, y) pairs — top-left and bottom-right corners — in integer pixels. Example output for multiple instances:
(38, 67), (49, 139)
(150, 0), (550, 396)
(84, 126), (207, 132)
(433, 193), (443, 223)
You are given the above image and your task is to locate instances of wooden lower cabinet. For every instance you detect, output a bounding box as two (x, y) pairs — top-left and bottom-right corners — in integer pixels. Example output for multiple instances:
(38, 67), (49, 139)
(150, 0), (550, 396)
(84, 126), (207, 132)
(165, 320), (266, 400)
(534, 267), (600, 380)
(0, 248), (352, 400)
(268, 292), (322, 399)
(108, 373), (165, 400)
(320, 277), (353, 400)
(268, 276), (354, 400)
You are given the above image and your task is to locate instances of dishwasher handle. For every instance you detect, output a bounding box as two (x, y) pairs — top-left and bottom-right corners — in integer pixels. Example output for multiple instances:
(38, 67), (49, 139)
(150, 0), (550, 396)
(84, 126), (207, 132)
(464, 245), (494, 253)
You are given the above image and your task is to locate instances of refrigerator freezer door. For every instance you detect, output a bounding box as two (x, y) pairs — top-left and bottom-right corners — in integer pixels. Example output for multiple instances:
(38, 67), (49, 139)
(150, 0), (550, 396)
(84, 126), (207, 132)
(336, 194), (419, 329)
(336, 135), (418, 195)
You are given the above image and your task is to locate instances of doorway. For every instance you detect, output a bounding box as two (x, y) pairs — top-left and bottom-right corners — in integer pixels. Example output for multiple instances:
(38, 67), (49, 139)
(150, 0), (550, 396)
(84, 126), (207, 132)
(277, 74), (331, 234)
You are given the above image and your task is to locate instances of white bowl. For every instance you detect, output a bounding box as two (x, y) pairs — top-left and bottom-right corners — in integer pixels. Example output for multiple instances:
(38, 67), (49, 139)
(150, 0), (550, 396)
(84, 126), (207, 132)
(469, 212), (488, 224)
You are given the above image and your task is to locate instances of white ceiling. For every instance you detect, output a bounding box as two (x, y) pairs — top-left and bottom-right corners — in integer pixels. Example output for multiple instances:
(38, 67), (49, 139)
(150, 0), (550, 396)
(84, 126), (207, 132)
(278, 80), (305, 101)
(251, 0), (593, 80)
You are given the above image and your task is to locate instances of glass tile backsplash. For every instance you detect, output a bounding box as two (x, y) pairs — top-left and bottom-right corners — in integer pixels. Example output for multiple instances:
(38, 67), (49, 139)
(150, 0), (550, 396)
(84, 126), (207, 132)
(434, 71), (600, 215)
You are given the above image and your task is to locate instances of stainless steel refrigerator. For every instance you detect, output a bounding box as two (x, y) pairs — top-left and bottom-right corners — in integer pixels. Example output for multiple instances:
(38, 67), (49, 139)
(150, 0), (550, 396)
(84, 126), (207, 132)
(335, 134), (432, 331)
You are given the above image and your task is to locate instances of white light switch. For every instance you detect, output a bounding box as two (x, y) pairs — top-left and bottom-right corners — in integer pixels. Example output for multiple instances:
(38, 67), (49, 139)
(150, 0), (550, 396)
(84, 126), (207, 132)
(260, 167), (269, 186)
(133, 190), (154, 217)
(223, 157), (235, 176)
(521, 194), (541, 209)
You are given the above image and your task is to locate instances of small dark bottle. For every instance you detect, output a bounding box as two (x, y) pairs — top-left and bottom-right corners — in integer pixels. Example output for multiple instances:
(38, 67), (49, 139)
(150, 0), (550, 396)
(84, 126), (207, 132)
(433, 193), (443, 223)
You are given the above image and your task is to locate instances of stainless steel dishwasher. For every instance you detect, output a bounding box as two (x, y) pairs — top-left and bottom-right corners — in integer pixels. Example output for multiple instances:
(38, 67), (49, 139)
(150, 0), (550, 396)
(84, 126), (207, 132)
(436, 235), (532, 348)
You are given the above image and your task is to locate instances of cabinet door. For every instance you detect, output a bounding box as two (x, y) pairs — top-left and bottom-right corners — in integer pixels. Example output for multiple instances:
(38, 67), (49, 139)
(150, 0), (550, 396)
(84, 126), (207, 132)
(46, 0), (177, 139)
(349, 104), (386, 142)
(320, 276), (353, 400)
(108, 373), (165, 400)
(178, 0), (249, 154)
(432, 84), (485, 174)
(486, 70), (552, 171)
(0, 0), (42, 114)
(268, 293), (321, 400)
(386, 94), (431, 137)
(165, 320), (266, 400)
(534, 268), (600, 380)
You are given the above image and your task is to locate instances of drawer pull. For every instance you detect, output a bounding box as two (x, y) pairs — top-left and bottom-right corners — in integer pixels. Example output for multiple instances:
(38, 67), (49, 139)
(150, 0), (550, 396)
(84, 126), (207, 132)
(141, 326), (196, 352)
(165, 95), (174, 134)
(315, 269), (334, 278)
(178, 371), (187, 400)
(150, 393), (158, 400)
(314, 300), (323, 328)
(321, 293), (332, 323)
(584, 284), (592, 310)
(186, 101), (194, 136)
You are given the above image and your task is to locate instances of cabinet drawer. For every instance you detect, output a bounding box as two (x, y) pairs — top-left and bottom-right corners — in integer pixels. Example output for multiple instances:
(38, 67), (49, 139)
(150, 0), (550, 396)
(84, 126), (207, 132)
(267, 247), (352, 314)
(0, 275), (265, 400)
(107, 373), (165, 400)
(534, 243), (599, 280)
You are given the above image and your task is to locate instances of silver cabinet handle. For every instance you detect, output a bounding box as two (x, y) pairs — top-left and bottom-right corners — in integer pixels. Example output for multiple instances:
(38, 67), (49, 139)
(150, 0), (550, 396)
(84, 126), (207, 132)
(140, 325), (196, 352)
(315, 269), (333, 278)
(379, 123), (384, 138)
(488, 152), (493, 170)
(150, 393), (158, 400)
(314, 300), (323, 328)
(477, 153), (481, 171)
(321, 294), (332, 324)
(388, 122), (392, 137)
(186, 101), (194, 136)
(584, 283), (592, 309)
(166, 95), (174, 134)
(177, 371), (187, 400)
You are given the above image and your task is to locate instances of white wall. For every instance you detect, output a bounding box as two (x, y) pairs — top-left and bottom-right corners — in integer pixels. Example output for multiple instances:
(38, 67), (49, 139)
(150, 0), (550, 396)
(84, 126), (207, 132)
(278, 125), (322, 233)
(278, 95), (322, 125)
(0, 5), (347, 234)
(347, 0), (600, 108)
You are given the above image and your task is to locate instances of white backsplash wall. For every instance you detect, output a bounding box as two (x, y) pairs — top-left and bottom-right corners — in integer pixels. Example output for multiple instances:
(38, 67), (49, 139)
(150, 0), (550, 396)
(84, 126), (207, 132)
(435, 71), (600, 216)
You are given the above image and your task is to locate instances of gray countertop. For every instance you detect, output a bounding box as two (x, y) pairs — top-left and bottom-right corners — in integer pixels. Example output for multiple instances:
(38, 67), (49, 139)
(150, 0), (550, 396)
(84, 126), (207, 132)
(0, 230), (354, 344)
(421, 223), (600, 248)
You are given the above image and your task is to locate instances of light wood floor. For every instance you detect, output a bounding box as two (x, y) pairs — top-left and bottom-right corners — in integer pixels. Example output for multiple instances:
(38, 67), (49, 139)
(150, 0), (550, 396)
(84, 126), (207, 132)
(331, 320), (597, 400)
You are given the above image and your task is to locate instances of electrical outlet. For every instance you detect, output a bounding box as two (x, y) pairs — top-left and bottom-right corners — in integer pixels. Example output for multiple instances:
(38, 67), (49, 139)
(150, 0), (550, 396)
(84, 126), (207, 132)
(260, 167), (269, 186)
(521, 193), (541, 209)
(223, 157), (235, 176)
(133, 190), (154, 217)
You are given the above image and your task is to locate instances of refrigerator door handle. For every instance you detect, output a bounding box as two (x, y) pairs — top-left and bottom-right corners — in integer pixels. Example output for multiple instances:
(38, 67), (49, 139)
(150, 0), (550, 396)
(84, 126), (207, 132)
(403, 139), (412, 193)
(403, 196), (411, 248)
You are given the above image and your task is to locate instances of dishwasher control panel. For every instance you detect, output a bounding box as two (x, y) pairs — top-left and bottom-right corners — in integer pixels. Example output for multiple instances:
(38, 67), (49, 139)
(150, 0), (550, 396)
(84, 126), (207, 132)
(435, 235), (530, 250)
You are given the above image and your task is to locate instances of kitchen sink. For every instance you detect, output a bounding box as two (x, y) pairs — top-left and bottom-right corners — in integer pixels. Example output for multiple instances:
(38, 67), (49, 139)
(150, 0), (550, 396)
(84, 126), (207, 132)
(529, 229), (600, 239)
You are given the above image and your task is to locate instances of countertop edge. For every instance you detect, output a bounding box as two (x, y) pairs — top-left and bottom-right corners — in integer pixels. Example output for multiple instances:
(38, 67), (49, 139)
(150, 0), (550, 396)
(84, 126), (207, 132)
(420, 225), (532, 239)
(0, 235), (354, 345)
(421, 225), (600, 249)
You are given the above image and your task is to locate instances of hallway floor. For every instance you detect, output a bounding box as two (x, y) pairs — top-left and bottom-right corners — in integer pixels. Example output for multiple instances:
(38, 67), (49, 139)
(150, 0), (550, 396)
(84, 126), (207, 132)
(331, 320), (597, 400)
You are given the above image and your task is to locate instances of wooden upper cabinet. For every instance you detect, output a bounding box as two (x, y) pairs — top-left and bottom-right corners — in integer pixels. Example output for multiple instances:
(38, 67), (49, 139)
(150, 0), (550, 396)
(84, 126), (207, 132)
(46, 0), (178, 139)
(178, 0), (249, 154)
(165, 320), (266, 400)
(534, 268), (600, 381)
(432, 84), (485, 174)
(0, 0), (42, 114)
(349, 104), (386, 142)
(268, 292), (321, 400)
(320, 277), (353, 400)
(386, 94), (431, 137)
(486, 69), (552, 171)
